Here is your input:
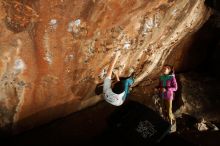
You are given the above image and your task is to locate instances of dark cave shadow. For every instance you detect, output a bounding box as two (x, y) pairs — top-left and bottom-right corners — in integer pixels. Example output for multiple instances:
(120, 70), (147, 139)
(173, 75), (184, 113)
(95, 82), (103, 95)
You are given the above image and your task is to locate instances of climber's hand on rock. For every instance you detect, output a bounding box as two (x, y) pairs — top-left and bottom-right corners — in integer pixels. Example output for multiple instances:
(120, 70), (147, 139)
(161, 88), (166, 93)
(115, 51), (121, 58)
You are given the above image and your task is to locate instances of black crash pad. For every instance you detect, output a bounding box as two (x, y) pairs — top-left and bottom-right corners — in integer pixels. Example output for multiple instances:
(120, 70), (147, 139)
(106, 101), (171, 145)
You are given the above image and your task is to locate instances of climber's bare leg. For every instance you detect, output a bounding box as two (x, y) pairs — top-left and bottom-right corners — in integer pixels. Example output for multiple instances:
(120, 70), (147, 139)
(106, 52), (120, 78)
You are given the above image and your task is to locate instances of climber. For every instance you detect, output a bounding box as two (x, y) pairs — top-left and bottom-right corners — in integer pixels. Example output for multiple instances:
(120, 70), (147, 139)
(155, 65), (178, 125)
(103, 51), (134, 106)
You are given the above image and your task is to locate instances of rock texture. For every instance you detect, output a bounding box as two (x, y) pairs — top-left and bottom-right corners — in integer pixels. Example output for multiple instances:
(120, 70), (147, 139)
(0, 0), (211, 133)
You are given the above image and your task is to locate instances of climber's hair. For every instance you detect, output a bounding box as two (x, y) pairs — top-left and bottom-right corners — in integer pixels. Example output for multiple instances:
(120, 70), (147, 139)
(163, 64), (175, 75)
(112, 77), (129, 94)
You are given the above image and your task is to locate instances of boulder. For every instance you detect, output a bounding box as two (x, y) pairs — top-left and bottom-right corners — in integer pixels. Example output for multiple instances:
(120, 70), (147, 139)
(0, 0), (212, 133)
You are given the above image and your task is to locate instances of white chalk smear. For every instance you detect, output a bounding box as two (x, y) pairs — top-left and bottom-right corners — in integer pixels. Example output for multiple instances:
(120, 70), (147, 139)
(49, 19), (57, 25)
(65, 54), (74, 62)
(14, 59), (26, 74)
(123, 42), (131, 49)
(67, 19), (81, 32)
(44, 52), (53, 65)
(49, 19), (58, 30)
(74, 19), (81, 27)
(172, 9), (178, 16)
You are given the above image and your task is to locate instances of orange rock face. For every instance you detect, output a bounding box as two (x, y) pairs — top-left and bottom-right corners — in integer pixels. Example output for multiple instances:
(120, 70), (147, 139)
(0, 0), (211, 133)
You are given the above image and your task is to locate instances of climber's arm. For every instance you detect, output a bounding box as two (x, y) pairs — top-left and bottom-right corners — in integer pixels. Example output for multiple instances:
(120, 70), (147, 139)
(113, 70), (120, 82)
(106, 52), (120, 79)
